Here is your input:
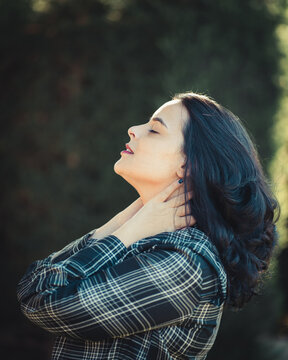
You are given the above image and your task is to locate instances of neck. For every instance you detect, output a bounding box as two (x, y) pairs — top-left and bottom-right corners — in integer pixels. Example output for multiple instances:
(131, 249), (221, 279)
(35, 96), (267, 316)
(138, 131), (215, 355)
(130, 179), (179, 204)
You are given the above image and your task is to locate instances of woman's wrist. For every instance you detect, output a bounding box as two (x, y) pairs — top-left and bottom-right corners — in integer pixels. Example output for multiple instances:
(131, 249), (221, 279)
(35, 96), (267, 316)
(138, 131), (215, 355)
(116, 198), (143, 225)
(112, 219), (141, 248)
(91, 214), (121, 240)
(89, 198), (143, 242)
(91, 199), (143, 241)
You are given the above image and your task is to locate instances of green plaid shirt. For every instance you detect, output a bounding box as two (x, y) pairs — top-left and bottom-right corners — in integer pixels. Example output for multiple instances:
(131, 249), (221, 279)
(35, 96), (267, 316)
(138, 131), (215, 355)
(17, 226), (227, 359)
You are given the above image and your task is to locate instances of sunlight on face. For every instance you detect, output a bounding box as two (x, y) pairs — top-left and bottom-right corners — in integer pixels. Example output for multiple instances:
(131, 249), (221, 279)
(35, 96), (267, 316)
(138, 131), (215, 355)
(114, 99), (190, 190)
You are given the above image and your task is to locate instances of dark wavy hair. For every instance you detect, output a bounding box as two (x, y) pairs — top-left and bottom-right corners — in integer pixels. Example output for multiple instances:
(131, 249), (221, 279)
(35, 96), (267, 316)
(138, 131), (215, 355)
(173, 91), (280, 309)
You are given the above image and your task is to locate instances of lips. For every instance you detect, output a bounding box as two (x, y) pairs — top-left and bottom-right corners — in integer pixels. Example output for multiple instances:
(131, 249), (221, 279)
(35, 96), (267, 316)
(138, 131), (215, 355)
(125, 143), (134, 154)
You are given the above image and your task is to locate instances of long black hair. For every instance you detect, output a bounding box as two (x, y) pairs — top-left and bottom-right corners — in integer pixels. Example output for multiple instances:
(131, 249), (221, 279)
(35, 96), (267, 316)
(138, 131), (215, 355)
(173, 91), (280, 309)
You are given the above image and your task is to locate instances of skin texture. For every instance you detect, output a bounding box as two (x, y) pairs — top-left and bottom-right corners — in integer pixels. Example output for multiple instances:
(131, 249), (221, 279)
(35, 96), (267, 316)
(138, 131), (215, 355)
(114, 99), (190, 204)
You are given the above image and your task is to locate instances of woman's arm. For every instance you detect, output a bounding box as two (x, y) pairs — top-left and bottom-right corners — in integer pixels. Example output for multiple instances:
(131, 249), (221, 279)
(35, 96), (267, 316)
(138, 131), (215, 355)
(16, 181), (197, 341)
(17, 235), (203, 341)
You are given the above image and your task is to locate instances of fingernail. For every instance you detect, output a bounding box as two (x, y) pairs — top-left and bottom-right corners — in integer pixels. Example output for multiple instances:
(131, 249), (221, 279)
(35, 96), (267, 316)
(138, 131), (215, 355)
(178, 178), (183, 184)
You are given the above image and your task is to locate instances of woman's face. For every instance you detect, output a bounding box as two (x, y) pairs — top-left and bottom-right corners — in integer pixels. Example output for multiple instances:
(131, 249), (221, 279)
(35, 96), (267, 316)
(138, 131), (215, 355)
(114, 99), (190, 199)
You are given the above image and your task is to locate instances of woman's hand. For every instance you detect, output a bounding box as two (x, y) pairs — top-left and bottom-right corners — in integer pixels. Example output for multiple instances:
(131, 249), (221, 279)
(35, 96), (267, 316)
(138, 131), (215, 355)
(112, 180), (196, 248)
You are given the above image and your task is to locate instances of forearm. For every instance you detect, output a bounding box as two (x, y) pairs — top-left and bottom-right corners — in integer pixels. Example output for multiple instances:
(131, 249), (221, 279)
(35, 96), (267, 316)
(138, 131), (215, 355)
(18, 239), (204, 342)
(17, 235), (129, 340)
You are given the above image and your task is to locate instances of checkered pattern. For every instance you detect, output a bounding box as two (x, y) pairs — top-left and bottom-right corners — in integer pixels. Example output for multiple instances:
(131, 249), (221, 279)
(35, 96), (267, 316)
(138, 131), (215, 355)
(17, 226), (227, 359)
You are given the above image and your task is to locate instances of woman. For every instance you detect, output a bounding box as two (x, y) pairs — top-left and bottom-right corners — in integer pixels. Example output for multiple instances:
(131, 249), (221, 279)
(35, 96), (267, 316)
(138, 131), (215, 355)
(17, 92), (279, 359)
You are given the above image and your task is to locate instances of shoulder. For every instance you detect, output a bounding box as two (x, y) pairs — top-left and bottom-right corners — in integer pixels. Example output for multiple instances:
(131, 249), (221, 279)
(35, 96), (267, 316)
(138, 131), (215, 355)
(163, 227), (228, 303)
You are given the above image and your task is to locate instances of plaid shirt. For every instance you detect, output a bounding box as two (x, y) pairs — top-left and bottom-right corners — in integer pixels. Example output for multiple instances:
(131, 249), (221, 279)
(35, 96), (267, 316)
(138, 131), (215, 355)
(17, 226), (227, 360)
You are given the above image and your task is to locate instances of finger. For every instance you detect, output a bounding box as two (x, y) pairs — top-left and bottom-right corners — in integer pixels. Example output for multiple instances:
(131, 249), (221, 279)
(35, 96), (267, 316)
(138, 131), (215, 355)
(157, 179), (184, 203)
(175, 203), (190, 217)
(171, 189), (194, 204)
(167, 191), (193, 208)
(175, 214), (197, 229)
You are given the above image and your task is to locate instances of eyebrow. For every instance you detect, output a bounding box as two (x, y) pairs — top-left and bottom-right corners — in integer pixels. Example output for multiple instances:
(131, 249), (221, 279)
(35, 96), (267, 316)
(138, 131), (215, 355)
(149, 116), (168, 129)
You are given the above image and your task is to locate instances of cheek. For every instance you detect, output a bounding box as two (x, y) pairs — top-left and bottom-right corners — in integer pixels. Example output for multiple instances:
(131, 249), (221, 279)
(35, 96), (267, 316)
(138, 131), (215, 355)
(136, 140), (161, 159)
(141, 146), (180, 171)
(136, 138), (182, 167)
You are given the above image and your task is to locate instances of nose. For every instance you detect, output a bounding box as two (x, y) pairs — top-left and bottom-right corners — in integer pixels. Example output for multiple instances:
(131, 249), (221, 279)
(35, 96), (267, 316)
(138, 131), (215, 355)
(128, 123), (146, 139)
(128, 125), (136, 138)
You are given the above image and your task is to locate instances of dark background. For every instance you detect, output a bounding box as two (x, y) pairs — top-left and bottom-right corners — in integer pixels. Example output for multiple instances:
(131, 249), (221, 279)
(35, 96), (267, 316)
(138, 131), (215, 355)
(1, 0), (288, 359)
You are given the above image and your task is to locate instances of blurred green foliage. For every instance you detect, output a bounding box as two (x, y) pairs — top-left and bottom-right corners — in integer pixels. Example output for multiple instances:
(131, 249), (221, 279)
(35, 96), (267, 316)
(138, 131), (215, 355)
(270, 6), (288, 249)
(1, 0), (287, 359)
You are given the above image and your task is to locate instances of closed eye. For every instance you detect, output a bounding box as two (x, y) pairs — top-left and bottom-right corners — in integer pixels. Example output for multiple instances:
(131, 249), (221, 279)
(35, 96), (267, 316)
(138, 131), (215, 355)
(149, 129), (158, 134)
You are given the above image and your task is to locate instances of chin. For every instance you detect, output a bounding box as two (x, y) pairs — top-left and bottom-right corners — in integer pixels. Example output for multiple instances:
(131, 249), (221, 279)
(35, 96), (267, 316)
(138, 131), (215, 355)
(113, 162), (120, 175)
(113, 161), (129, 178)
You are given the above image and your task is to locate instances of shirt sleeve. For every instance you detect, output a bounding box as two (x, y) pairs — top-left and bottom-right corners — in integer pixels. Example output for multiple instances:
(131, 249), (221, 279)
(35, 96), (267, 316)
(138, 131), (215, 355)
(47, 229), (97, 263)
(17, 235), (203, 341)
